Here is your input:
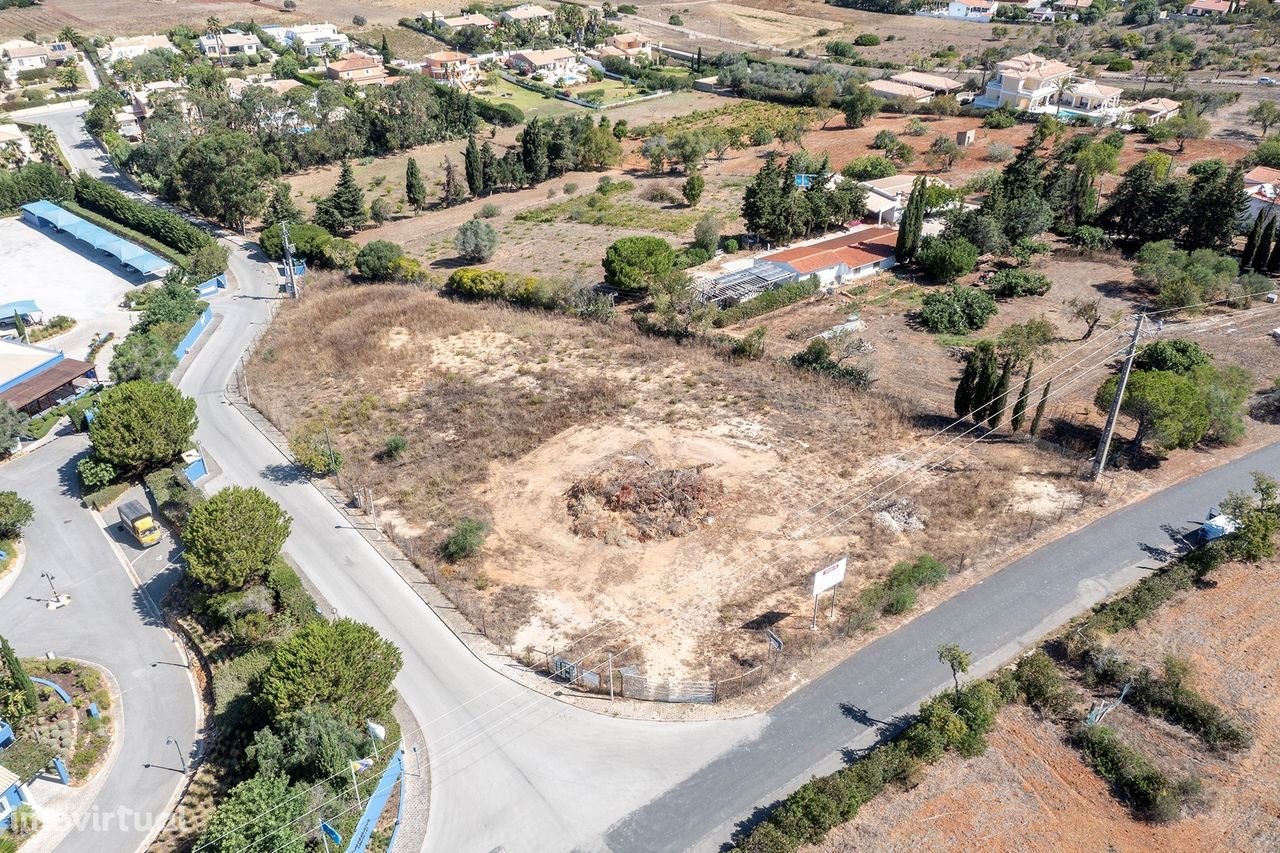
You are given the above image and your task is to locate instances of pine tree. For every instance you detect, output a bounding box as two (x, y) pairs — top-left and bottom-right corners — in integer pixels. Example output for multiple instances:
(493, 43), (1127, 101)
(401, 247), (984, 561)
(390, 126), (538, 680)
(986, 357), (1012, 429)
(1184, 162), (1245, 252)
(741, 153), (786, 243)
(1, 634), (36, 720)
(1253, 216), (1275, 274)
(520, 117), (549, 184)
(1010, 361), (1033, 433)
(263, 181), (301, 226)
(895, 175), (927, 262)
(1242, 210), (1265, 265)
(405, 157), (427, 212)
(463, 135), (484, 197)
(1029, 379), (1051, 437)
(328, 160), (366, 232)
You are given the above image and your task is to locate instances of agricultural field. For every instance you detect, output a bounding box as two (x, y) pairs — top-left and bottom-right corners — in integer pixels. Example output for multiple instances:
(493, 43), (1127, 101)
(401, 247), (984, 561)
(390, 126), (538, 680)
(245, 274), (1107, 691)
(811, 555), (1280, 852)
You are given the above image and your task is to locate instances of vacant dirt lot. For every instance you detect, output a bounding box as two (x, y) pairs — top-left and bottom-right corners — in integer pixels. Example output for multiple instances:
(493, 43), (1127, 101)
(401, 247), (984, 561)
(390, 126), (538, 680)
(246, 274), (1097, 687)
(811, 556), (1280, 852)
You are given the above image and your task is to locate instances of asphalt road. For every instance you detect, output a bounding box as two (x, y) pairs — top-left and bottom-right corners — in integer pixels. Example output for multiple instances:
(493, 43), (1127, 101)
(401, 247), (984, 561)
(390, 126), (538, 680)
(20, 100), (1280, 853)
(0, 432), (198, 852)
(605, 441), (1280, 852)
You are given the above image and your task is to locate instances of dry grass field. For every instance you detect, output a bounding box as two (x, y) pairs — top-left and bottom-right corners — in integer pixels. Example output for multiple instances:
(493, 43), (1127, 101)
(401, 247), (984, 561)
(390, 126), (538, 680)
(244, 274), (1098, 686)
(809, 556), (1280, 852)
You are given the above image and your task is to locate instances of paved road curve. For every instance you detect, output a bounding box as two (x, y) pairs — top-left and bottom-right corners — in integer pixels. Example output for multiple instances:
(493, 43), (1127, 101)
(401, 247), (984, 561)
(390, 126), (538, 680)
(0, 434), (198, 853)
(605, 441), (1280, 852)
(26, 100), (1280, 853)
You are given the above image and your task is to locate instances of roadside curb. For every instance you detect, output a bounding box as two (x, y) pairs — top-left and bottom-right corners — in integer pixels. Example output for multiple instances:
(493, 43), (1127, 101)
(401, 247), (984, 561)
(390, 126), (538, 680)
(221, 384), (755, 722)
(19, 660), (124, 853)
(0, 539), (26, 601)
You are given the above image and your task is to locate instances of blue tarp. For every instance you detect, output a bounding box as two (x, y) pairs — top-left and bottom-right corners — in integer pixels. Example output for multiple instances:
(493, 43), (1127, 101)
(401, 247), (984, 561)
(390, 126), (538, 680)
(21, 200), (172, 276)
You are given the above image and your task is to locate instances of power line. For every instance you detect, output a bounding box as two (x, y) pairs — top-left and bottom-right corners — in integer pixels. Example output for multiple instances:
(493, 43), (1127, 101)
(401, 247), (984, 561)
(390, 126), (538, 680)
(207, 327), (1138, 853)
(215, 299), (1278, 850)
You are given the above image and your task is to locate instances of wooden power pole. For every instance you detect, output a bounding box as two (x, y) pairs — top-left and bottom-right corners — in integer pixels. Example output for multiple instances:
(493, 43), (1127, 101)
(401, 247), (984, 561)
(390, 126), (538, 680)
(1091, 314), (1145, 480)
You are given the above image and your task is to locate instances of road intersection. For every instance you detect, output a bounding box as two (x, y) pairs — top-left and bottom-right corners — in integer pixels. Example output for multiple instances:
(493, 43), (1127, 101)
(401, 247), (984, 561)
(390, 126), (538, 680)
(5, 100), (1275, 852)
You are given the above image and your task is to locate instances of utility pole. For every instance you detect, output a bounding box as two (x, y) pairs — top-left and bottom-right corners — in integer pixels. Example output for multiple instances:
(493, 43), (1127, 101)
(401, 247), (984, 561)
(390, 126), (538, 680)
(282, 221), (298, 298)
(1091, 314), (1144, 480)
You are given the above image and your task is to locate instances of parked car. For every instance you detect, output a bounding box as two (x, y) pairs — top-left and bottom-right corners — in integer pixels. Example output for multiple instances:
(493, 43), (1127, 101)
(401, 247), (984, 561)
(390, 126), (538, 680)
(1189, 512), (1238, 547)
(1258, 76), (1277, 86)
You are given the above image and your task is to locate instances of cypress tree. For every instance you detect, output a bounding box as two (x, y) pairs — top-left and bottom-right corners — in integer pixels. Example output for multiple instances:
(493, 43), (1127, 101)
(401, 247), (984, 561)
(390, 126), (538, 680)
(1, 634), (36, 719)
(986, 357), (1012, 429)
(1242, 210), (1264, 265)
(520, 117), (549, 184)
(1029, 379), (1051, 437)
(328, 160), (366, 232)
(405, 158), (427, 212)
(1254, 216), (1275, 274)
(1010, 361), (1033, 433)
(380, 34), (393, 63)
(895, 175), (927, 262)
(463, 135), (484, 197)
(960, 340), (1000, 423)
(12, 311), (26, 343)
(441, 156), (465, 207)
(480, 142), (500, 196)
(1268, 225), (1280, 274)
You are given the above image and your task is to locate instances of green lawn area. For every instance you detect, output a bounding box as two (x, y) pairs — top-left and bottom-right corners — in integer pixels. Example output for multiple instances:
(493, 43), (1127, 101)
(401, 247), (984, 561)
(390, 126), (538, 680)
(566, 77), (650, 106)
(473, 75), (578, 119)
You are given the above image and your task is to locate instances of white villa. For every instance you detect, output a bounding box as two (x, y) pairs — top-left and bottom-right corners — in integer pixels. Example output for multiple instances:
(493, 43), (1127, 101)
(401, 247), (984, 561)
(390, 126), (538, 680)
(0, 40), (48, 78)
(261, 23), (350, 57)
(105, 34), (178, 64)
(975, 52), (1075, 112)
(917, 0), (999, 22)
(500, 4), (555, 28)
(197, 31), (263, 60)
(510, 47), (584, 83)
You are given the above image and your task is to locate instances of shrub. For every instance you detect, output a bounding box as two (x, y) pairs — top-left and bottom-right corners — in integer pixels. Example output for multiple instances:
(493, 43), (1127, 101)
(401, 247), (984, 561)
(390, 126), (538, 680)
(354, 240), (405, 281)
(441, 518), (488, 561)
(916, 237), (978, 283)
(988, 268), (1051, 298)
(983, 109), (1016, 129)
(447, 267), (563, 309)
(477, 202), (501, 218)
(722, 237), (740, 254)
(455, 219), (499, 262)
(853, 33), (880, 46)
(919, 285), (997, 334)
(383, 435), (407, 460)
(790, 338), (872, 389)
(1128, 667), (1251, 751)
(985, 142), (1014, 162)
(1076, 725), (1180, 822)
(474, 98), (524, 127)
(603, 236), (676, 294)
(288, 422), (343, 476)
(76, 456), (116, 492)
(265, 559), (317, 627)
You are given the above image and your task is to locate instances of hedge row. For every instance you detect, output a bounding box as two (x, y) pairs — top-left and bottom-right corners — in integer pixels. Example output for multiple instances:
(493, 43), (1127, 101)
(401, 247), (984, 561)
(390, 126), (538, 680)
(1083, 546), (1220, 634)
(446, 267), (561, 309)
(474, 97), (525, 128)
(712, 277), (818, 328)
(1075, 725), (1182, 823)
(732, 680), (1003, 852)
(73, 174), (213, 256)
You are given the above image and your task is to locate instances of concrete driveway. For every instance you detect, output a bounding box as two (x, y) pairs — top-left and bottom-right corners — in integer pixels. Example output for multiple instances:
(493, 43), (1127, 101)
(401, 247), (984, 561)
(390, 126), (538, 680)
(0, 431), (199, 853)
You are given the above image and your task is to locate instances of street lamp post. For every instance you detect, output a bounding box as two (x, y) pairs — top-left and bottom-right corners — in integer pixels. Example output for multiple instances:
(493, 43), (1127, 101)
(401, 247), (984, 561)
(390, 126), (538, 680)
(40, 572), (58, 598)
(165, 736), (188, 773)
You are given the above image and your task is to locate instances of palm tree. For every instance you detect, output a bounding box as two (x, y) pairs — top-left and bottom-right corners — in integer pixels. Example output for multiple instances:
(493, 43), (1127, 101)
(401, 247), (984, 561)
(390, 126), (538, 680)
(57, 26), (79, 47)
(205, 15), (224, 59)
(58, 64), (79, 91)
(0, 140), (25, 169)
(1054, 75), (1074, 117)
(26, 124), (56, 163)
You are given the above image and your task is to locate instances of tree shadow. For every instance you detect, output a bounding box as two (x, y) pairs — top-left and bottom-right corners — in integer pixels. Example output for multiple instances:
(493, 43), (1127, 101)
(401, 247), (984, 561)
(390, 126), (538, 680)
(1090, 277), (1141, 300)
(260, 462), (307, 485)
(741, 610), (789, 630)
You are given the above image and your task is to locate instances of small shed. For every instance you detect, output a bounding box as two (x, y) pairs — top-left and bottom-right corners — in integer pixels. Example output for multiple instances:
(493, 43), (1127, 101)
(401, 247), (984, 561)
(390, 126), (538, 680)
(955, 128), (977, 147)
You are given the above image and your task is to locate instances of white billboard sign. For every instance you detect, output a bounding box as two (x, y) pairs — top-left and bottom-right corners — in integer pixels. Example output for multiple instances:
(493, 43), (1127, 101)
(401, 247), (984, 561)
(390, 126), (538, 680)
(812, 557), (847, 597)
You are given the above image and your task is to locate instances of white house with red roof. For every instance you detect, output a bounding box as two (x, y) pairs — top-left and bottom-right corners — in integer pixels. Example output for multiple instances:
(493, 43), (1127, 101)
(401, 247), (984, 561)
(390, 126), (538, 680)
(1244, 166), (1280, 221)
(1185, 0), (1231, 15)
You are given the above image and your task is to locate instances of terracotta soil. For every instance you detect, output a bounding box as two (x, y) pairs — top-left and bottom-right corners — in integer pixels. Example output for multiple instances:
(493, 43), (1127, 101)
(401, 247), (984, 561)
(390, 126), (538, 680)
(810, 557), (1280, 852)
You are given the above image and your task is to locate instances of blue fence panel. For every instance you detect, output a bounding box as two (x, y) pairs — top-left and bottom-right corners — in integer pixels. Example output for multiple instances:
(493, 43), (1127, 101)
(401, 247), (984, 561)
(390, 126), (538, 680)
(172, 307), (213, 360)
(30, 677), (71, 704)
(344, 750), (404, 853)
